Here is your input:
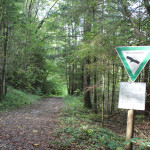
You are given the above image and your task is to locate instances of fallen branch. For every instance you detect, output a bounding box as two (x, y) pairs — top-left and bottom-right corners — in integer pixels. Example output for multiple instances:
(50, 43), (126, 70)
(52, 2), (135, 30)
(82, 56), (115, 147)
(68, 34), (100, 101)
(105, 110), (125, 120)
(134, 127), (148, 139)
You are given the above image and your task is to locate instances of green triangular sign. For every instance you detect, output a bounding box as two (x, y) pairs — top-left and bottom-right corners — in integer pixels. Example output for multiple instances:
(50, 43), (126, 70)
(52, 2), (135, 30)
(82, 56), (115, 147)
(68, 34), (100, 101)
(116, 46), (150, 82)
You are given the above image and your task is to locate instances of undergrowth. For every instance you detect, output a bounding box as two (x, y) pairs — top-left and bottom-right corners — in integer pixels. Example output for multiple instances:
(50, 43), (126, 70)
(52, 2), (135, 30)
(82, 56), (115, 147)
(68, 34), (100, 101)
(0, 87), (40, 110)
(49, 95), (150, 150)
(49, 95), (124, 150)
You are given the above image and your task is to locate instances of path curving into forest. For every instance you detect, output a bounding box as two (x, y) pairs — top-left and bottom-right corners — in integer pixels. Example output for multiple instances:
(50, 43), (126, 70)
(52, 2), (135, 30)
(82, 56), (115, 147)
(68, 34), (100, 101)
(0, 97), (63, 150)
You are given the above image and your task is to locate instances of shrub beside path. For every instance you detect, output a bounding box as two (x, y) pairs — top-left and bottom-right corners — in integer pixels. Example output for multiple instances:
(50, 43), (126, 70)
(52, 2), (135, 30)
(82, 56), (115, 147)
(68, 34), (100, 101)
(0, 97), (63, 150)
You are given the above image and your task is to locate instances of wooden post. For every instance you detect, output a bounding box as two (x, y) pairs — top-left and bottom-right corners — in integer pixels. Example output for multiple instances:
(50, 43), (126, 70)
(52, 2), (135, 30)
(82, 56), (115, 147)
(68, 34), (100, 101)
(126, 109), (134, 150)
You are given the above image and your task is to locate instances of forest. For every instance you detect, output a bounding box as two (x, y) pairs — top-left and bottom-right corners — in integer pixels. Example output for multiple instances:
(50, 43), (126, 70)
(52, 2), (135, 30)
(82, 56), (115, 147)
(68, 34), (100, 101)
(0, 0), (150, 149)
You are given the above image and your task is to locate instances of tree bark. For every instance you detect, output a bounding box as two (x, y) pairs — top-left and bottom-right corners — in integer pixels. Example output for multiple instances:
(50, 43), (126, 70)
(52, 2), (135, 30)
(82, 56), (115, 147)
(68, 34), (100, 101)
(94, 57), (98, 114)
(111, 63), (115, 114)
(71, 64), (75, 95)
(121, 66), (125, 81)
(84, 57), (92, 109)
(83, 3), (92, 109)
(107, 62), (110, 113)
(144, 62), (150, 113)
(68, 64), (71, 95)
(1, 21), (9, 99)
(101, 60), (105, 127)
(81, 63), (84, 91)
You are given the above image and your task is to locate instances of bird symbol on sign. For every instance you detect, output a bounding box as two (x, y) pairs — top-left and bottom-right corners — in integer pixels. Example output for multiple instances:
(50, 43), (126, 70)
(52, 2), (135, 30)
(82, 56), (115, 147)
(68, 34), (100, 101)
(126, 56), (140, 64)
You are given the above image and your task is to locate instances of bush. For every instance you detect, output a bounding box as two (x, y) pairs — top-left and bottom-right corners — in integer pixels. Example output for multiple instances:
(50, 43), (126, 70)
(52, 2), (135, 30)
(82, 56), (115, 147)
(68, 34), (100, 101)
(63, 95), (84, 115)
(0, 87), (40, 110)
(8, 66), (47, 95)
(43, 79), (67, 96)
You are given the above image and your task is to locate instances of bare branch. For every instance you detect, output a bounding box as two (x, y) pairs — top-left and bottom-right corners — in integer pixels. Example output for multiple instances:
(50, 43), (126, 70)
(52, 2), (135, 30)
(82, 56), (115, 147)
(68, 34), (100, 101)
(35, 0), (59, 33)
(120, 0), (143, 38)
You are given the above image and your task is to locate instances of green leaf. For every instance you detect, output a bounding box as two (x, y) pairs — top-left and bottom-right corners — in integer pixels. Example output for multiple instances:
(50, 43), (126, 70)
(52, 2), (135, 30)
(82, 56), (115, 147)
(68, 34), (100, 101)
(116, 147), (123, 150)
(123, 141), (130, 145)
(130, 137), (140, 143)
(138, 139), (147, 142)
(145, 142), (150, 147)
(139, 145), (145, 149)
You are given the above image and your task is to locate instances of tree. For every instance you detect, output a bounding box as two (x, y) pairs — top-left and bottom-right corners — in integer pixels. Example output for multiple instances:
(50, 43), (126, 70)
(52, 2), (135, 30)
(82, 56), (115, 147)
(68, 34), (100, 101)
(0, 0), (23, 100)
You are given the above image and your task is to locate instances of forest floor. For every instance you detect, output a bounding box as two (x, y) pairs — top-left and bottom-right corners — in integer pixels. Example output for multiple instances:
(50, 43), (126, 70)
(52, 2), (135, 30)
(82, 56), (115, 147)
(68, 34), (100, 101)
(104, 111), (150, 142)
(0, 97), (150, 150)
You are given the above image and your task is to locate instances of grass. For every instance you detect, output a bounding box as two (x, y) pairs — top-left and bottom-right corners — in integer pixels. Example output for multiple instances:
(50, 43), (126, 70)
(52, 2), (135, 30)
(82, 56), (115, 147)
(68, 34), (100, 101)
(62, 95), (84, 114)
(0, 87), (40, 111)
(43, 95), (64, 98)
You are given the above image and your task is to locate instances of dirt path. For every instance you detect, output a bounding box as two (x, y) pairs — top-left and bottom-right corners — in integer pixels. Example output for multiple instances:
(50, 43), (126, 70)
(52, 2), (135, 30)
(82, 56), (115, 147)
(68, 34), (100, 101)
(0, 97), (63, 150)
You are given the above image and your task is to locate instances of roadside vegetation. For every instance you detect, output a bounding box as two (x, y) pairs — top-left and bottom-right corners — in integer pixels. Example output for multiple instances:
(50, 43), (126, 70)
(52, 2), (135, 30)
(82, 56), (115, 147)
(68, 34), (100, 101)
(0, 87), (40, 111)
(49, 95), (150, 150)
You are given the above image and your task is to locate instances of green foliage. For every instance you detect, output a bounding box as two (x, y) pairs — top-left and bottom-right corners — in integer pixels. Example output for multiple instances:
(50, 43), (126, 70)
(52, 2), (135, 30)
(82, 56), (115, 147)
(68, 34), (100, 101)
(63, 95), (84, 115)
(8, 67), (44, 95)
(0, 87), (40, 110)
(135, 115), (145, 122)
(43, 79), (67, 96)
(128, 137), (150, 150)
(52, 95), (150, 150)
(50, 95), (125, 149)
(2, 0), (67, 97)
(52, 125), (125, 150)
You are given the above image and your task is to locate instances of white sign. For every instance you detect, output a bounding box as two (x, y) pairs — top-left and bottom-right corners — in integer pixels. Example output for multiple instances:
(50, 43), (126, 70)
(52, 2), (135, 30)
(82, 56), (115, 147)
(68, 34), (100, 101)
(118, 82), (146, 110)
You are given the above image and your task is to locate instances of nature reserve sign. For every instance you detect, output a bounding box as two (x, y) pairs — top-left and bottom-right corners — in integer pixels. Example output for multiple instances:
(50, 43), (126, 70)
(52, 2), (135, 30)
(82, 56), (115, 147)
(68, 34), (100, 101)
(116, 46), (150, 150)
(116, 46), (150, 82)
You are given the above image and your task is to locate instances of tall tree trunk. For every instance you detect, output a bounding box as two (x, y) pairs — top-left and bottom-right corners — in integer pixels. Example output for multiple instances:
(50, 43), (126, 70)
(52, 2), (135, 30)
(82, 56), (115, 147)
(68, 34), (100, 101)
(94, 57), (98, 114)
(71, 64), (75, 95)
(121, 66), (125, 81)
(92, 5), (98, 113)
(111, 63), (115, 114)
(101, 60), (105, 127)
(65, 63), (69, 95)
(68, 64), (71, 95)
(81, 63), (84, 92)
(1, 22), (9, 100)
(144, 62), (150, 113)
(84, 57), (92, 109)
(107, 61), (110, 113)
(83, 4), (92, 109)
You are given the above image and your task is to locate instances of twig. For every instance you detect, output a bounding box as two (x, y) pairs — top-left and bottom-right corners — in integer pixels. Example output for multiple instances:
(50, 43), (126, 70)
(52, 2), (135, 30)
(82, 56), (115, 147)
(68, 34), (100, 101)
(105, 110), (125, 120)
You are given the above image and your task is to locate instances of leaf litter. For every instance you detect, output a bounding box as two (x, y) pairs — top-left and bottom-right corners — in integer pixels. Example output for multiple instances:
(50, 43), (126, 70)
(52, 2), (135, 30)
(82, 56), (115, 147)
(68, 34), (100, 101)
(0, 97), (63, 150)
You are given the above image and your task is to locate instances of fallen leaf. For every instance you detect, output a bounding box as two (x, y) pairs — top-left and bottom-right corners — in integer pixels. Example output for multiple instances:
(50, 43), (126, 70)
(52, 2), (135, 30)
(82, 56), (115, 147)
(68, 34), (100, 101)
(33, 143), (39, 146)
